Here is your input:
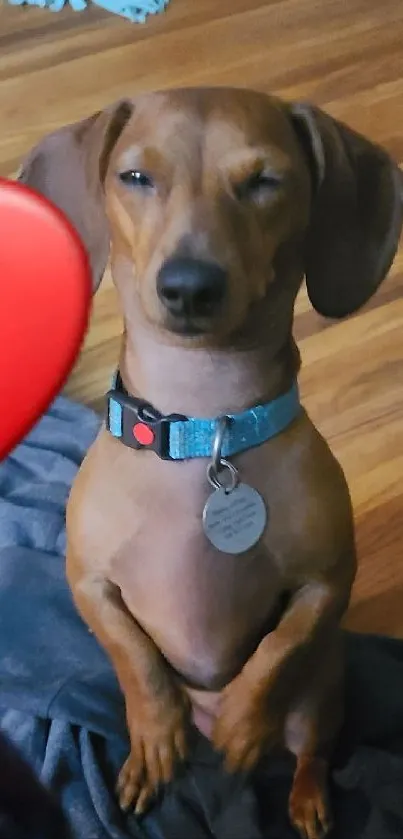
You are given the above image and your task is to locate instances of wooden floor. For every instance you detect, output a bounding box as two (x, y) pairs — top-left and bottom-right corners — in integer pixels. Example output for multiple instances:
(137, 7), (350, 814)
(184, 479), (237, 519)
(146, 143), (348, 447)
(1, 0), (403, 637)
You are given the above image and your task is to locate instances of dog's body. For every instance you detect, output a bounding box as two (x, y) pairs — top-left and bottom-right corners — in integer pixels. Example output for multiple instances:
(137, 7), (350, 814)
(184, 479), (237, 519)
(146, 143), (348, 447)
(68, 360), (352, 697)
(20, 88), (403, 839)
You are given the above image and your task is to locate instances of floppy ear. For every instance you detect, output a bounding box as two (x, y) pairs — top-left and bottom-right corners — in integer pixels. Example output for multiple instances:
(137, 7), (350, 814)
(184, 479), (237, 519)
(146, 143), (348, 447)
(18, 100), (133, 293)
(289, 103), (403, 318)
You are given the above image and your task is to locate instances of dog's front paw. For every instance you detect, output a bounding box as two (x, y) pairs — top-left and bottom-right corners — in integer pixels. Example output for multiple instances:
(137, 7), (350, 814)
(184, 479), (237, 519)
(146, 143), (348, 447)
(117, 689), (190, 815)
(212, 675), (281, 774)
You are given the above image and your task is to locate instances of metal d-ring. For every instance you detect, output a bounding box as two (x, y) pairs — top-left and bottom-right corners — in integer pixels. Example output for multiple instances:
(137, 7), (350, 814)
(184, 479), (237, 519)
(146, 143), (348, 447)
(211, 416), (230, 474)
(207, 458), (239, 493)
(207, 416), (239, 493)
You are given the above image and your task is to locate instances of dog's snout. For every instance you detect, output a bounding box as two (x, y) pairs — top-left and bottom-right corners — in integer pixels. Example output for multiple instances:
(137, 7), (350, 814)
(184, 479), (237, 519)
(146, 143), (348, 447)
(157, 258), (227, 321)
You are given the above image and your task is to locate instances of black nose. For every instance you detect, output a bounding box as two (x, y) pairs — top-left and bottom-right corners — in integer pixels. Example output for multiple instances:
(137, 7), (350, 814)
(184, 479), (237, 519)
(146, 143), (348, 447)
(157, 257), (227, 319)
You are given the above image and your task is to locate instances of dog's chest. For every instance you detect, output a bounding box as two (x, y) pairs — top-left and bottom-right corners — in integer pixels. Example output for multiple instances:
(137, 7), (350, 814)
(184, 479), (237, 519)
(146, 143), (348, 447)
(105, 447), (290, 687)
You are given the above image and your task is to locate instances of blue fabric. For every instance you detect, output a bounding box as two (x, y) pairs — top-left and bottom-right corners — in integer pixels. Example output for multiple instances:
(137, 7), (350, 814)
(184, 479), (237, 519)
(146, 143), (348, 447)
(109, 397), (123, 438)
(5, 0), (169, 23)
(108, 380), (302, 460)
(169, 381), (301, 460)
(1, 397), (403, 838)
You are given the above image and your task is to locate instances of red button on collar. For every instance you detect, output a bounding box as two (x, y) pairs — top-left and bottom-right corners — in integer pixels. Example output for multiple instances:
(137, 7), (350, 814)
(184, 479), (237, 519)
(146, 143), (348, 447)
(133, 422), (155, 446)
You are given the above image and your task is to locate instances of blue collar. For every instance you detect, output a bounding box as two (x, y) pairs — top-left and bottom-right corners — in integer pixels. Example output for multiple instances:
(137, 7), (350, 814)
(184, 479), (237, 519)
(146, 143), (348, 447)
(105, 371), (301, 461)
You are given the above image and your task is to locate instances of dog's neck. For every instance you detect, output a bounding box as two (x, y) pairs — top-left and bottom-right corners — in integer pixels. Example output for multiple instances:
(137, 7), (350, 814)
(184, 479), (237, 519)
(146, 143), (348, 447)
(118, 316), (299, 419)
(111, 247), (303, 417)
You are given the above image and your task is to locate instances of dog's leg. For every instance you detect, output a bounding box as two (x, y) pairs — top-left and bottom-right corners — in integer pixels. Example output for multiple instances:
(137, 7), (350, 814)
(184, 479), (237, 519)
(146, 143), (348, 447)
(285, 631), (343, 839)
(213, 582), (347, 782)
(66, 546), (190, 815)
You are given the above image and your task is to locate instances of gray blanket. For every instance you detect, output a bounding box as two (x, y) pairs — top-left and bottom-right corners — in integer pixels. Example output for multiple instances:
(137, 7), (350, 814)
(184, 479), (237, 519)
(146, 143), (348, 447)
(1, 396), (403, 839)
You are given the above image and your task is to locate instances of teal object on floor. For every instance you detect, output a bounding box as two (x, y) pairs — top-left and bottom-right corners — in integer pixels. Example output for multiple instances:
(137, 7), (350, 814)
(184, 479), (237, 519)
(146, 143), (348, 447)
(6, 0), (170, 23)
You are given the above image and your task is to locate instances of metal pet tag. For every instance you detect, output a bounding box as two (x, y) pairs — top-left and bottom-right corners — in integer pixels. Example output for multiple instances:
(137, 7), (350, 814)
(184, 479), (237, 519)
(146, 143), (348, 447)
(203, 482), (267, 555)
(203, 415), (267, 554)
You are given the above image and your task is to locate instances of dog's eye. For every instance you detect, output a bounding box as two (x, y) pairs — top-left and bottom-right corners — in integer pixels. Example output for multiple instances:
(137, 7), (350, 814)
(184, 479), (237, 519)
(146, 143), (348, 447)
(235, 171), (282, 201)
(119, 170), (155, 190)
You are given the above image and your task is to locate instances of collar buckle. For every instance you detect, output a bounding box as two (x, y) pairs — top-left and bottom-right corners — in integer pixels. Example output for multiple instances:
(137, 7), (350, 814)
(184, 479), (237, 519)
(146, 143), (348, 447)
(106, 387), (183, 460)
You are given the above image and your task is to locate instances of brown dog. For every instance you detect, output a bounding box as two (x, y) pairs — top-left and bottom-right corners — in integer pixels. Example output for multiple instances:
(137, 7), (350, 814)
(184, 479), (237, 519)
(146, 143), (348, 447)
(19, 88), (403, 839)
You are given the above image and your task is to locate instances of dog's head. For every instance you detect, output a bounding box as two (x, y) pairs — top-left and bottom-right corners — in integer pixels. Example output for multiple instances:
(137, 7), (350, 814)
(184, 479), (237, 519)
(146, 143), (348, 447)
(19, 88), (403, 345)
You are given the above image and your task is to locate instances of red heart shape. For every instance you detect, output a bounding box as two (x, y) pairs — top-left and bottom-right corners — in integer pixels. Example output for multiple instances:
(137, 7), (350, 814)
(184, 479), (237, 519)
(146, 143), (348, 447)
(0, 178), (92, 460)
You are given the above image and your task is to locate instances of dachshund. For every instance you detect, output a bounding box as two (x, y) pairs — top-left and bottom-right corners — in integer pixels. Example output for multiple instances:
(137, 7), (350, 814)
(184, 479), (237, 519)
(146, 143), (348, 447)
(19, 87), (403, 839)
